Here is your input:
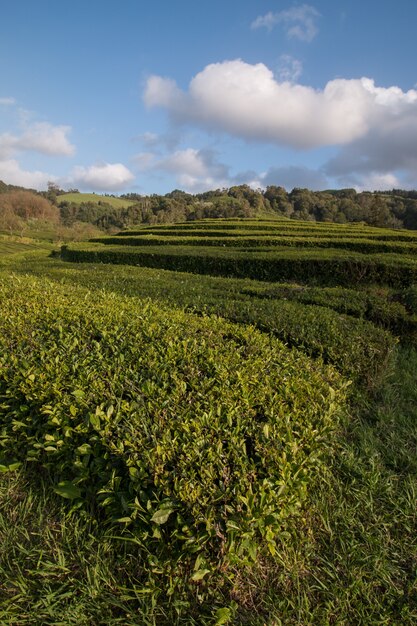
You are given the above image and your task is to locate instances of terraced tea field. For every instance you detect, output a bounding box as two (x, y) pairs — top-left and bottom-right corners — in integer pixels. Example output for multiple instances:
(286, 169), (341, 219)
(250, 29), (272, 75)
(1, 218), (416, 625)
(64, 218), (417, 287)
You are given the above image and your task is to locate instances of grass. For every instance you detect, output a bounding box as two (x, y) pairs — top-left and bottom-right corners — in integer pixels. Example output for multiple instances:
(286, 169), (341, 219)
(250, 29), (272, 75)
(0, 468), (156, 625)
(57, 193), (136, 209)
(0, 234), (52, 255)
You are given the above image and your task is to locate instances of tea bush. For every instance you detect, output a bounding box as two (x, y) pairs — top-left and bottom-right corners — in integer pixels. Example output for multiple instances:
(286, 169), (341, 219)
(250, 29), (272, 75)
(61, 243), (417, 286)
(0, 274), (346, 593)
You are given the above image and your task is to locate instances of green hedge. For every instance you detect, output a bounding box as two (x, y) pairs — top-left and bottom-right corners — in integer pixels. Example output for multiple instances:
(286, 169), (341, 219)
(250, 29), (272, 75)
(91, 235), (417, 255)
(116, 228), (417, 242)
(191, 298), (396, 388)
(49, 256), (399, 385)
(0, 274), (346, 591)
(61, 244), (417, 287)
(240, 284), (417, 338)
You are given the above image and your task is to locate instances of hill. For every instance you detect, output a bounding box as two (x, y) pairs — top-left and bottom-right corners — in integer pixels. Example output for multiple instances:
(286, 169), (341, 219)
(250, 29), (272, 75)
(57, 192), (136, 209)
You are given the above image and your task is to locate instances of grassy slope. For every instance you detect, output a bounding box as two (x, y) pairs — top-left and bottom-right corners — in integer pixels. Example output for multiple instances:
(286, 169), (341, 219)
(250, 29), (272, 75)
(57, 193), (135, 208)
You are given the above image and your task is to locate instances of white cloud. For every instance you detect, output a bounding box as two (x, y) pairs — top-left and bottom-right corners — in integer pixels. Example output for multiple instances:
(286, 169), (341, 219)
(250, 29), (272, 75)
(357, 173), (401, 191)
(18, 123), (75, 156)
(0, 159), (55, 189)
(0, 97), (16, 106)
(156, 148), (228, 179)
(71, 162), (135, 191)
(144, 60), (417, 190)
(145, 60), (417, 151)
(323, 85), (417, 187)
(251, 4), (320, 42)
(277, 55), (303, 83)
(142, 55), (417, 189)
(0, 122), (75, 158)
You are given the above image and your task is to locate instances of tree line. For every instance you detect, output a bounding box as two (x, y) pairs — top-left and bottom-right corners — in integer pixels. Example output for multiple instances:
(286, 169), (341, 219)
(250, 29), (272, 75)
(2, 180), (417, 235)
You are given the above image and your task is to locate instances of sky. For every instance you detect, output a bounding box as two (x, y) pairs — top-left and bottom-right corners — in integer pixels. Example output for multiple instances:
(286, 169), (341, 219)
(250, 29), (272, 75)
(1, 0), (417, 195)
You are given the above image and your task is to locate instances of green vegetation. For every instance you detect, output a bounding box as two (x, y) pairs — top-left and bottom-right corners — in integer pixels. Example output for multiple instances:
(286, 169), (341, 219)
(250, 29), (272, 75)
(0, 216), (416, 624)
(58, 192), (136, 209)
(61, 241), (417, 287)
(4, 178), (417, 239)
(0, 235), (52, 255)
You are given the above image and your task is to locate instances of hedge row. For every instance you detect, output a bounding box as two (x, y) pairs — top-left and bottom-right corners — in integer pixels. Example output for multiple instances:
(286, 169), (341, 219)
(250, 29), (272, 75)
(239, 284), (417, 338)
(199, 297), (397, 388)
(0, 274), (346, 590)
(91, 235), (417, 255)
(116, 228), (417, 242)
(61, 244), (417, 287)
(52, 255), (399, 384)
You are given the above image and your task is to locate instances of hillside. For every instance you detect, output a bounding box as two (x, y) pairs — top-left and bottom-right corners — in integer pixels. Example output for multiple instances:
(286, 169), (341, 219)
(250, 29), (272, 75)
(57, 192), (136, 209)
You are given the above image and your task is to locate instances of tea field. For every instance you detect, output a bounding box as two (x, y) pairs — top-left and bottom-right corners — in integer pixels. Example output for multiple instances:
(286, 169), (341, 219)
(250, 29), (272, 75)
(0, 218), (416, 624)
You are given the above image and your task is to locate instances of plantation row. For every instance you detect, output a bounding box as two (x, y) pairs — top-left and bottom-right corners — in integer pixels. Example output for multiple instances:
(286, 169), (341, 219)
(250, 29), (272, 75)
(61, 243), (417, 287)
(34, 255), (417, 336)
(91, 234), (417, 255)
(117, 217), (417, 235)
(29, 257), (398, 387)
(117, 224), (417, 242)
(0, 273), (346, 589)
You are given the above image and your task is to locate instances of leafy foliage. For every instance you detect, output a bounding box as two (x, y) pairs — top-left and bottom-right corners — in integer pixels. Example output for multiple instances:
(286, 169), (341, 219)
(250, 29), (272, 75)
(0, 274), (345, 598)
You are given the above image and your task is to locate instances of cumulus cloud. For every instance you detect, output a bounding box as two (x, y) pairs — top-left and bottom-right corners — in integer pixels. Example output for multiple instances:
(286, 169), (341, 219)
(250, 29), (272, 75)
(144, 60), (417, 187)
(145, 60), (417, 150)
(251, 4), (320, 42)
(323, 87), (417, 187)
(0, 159), (55, 189)
(71, 162), (135, 191)
(0, 122), (75, 158)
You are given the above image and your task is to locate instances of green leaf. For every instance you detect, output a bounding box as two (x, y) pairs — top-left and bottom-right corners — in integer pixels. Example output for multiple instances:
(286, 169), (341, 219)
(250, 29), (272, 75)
(0, 462), (22, 473)
(54, 481), (81, 500)
(215, 607), (232, 625)
(89, 413), (101, 430)
(151, 507), (174, 525)
(77, 443), (92, 455)
(191, 569), (210, 581)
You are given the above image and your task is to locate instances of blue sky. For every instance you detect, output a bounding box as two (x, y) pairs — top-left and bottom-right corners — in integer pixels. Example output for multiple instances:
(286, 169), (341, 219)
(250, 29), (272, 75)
(1, 0), (417, 194)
